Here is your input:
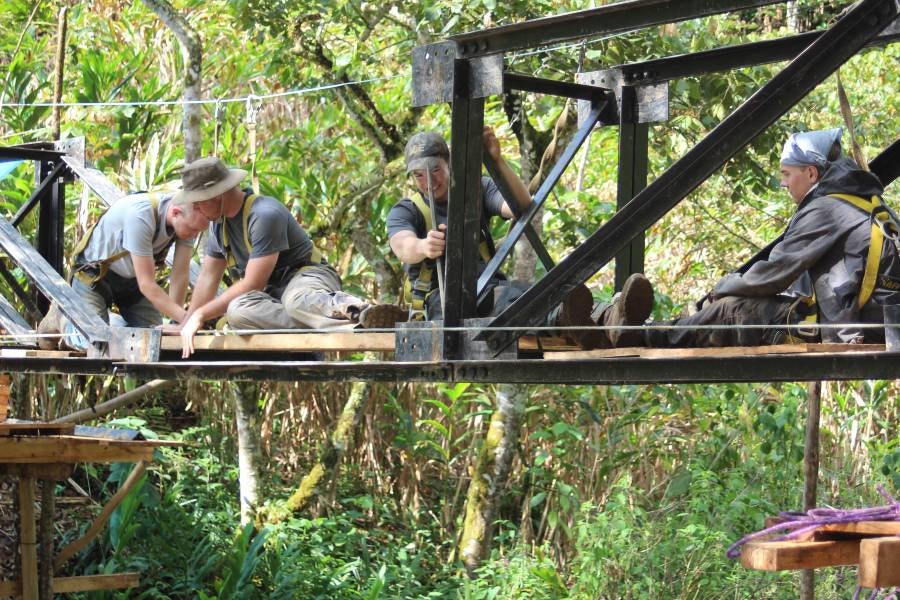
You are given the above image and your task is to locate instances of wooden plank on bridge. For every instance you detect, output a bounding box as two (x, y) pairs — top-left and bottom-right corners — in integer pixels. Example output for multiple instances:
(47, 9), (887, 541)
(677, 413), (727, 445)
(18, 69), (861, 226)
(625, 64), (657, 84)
(0, 435), (158, 464)
(859, 537), (900, 588)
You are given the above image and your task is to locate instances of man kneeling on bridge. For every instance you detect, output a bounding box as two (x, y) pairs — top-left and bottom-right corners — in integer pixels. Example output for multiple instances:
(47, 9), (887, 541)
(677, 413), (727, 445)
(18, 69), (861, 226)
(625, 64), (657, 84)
(597, 127), (900, 348)
(176, 157), (406, 358)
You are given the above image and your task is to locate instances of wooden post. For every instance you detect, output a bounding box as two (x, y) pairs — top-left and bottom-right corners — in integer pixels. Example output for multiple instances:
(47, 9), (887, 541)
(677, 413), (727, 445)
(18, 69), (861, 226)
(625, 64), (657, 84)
(800, 381), (822, 600)
(39, 480), (55, 599)
(18, 477), (38, 600)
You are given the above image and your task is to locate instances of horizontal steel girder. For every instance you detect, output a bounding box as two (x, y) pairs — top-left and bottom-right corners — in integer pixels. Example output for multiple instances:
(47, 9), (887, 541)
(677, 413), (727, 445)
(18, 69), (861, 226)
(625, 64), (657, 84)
(450, 0), (786, 58)
(477, 0), (899, 353)
(609, 16), (900, 87)
(4, 351), (900, 384)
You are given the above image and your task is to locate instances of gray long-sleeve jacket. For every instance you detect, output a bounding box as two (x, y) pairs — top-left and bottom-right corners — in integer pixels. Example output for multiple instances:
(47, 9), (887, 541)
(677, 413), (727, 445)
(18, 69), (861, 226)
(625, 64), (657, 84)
(713, 158), (900, 342)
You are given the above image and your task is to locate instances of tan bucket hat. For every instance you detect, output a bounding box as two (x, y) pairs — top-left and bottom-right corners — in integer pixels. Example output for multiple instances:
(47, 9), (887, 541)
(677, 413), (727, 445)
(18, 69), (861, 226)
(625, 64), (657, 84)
(173, 157), (247, 206)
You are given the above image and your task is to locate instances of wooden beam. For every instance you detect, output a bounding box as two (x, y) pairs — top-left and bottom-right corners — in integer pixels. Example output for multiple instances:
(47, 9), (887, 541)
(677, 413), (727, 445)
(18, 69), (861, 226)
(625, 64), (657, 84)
(160, 331), (396, 352)
(17, 477), (37, 600)
(0, 422), (75, 437)
(741, 540), (860, 571)
(858, 537), (900, 588)
(0, 572), (140, 595)
(0, 436), (156, 464)
(0, 463), (73, 481)
(54, 462), (146, 569)
(0, 374), (8, 422)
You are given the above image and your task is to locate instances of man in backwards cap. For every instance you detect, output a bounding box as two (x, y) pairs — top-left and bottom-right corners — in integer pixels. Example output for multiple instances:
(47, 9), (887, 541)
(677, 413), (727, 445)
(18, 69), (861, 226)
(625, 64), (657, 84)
(598, 127), (900, 347)
(386, 127), (605, 349)
(175, 157), (406, 358)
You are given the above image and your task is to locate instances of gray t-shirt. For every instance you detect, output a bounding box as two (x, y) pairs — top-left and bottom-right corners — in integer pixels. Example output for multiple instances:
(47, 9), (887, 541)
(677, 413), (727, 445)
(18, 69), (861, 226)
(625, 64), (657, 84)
(81, 193), (190, 279)
(386, 177), (506, 284)
(206, 190), (315, 289)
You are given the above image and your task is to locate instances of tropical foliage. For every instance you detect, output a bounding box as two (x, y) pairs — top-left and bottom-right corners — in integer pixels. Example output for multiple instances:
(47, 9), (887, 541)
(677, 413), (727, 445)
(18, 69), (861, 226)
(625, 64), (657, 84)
(0, 0), (897, 597)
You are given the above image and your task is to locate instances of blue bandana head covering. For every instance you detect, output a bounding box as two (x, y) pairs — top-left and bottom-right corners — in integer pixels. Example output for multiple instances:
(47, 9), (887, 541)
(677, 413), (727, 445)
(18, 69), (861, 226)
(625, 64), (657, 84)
(780, 127), (843, 167)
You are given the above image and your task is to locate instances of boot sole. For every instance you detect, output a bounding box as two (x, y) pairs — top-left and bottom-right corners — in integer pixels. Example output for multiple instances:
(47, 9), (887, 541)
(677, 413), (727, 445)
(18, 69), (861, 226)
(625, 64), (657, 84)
(359, 305), (409, 329)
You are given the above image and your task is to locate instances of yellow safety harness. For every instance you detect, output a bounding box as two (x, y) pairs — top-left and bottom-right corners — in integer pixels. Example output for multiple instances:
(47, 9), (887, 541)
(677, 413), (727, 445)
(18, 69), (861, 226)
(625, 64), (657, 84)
(71, 193), (166, 285)
(402, 195), (493, 318)
(221, 193), (323, 280)
(786, 193), (899, 342)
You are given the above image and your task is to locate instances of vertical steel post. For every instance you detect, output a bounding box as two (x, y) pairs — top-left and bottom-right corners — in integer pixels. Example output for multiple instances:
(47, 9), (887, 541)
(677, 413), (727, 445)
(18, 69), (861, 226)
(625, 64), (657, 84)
(445, 58), (485, 358)
(615, 85), (649, 290)
(35, 160), (65, 312)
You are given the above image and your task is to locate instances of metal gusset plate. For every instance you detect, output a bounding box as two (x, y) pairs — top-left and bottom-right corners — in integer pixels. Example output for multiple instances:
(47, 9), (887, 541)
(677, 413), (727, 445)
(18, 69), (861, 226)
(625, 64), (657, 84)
(577, 69), (668, 125)
(412, 42), (503, 107)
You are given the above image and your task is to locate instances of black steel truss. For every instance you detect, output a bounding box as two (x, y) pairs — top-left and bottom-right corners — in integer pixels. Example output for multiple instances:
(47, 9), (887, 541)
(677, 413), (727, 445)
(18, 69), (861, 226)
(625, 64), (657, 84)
(477, 0), (899, 353)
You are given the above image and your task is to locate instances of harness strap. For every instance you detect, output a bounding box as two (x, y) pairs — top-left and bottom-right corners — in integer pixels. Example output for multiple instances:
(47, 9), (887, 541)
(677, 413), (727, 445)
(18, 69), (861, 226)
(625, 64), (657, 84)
(222, 193), (324, 278)
(72, 193), (163, 285)
(831, 193), (897, 308)
(402, 195), (494, 313)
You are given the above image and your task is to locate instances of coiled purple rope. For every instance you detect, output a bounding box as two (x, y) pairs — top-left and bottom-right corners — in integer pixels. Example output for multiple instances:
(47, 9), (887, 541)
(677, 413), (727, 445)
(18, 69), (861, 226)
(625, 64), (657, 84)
(726, 485), (900, 559)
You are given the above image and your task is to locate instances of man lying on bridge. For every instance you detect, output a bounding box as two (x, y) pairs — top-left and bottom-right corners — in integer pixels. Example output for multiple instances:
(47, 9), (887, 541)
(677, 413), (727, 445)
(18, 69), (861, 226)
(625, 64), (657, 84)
(387, 128), (603, 349)
(37, 188), (210, 350)
(176, 157), (406, 358)
(596, 127), (900, 348)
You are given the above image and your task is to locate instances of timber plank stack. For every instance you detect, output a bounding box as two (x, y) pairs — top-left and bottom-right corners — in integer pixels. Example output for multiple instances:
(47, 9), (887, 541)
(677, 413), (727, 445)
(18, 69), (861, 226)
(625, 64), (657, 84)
(741, 521), (900, 589)
(0, 374), (8, 422)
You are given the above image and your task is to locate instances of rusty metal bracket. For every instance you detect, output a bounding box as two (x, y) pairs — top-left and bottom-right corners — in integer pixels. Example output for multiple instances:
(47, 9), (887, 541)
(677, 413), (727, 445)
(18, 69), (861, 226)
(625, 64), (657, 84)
(576, 68), (668, 127)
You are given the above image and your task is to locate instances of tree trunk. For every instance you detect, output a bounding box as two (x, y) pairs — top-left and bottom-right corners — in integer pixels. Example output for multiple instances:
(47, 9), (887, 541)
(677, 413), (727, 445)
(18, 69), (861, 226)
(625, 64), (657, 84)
(51, 5), (68, 141)
(459, 384), (527, 574)
(232, 382), (261, 526)
(263, 359), (375, 525)
(141, 0), (202, 163)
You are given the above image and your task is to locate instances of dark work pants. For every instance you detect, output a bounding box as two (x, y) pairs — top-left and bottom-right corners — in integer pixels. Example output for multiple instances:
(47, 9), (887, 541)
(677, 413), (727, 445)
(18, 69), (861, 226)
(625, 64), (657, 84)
(645, 296), (794, 347)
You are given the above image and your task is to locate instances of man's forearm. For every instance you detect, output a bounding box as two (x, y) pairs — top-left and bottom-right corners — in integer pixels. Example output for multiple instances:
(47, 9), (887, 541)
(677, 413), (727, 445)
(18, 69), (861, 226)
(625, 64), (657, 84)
(139, 281), (187, 322)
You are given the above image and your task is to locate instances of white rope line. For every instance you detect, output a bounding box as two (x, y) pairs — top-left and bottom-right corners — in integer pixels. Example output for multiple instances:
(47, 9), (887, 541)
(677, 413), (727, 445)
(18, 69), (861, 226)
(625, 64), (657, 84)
(0, 75), (404, 110)
(2, 321), (899, 342)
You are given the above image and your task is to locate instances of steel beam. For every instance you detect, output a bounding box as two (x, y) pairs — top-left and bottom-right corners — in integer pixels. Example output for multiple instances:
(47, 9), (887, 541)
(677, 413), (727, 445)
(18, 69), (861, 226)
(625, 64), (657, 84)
(615, 86), (649, 290)
(0, 147), (64, 162)
(11, 162), (67, 228)
(612, 16), (900, 87)
(0, 218), (109, 345)
(481, 154), (555, 276)
(503, 72), (608, 101)
(35, 161), (66, 281)
(476, 98), (609, 305)
(444, 59), (486, 357)
(479, 0), (899, 352)
(450, 0), (785, 58)
(0, 293), (33, 338)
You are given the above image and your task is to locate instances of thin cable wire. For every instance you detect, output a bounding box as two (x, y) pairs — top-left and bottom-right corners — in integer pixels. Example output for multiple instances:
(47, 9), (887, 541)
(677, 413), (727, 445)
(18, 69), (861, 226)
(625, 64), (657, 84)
(0, 75), (403, 110)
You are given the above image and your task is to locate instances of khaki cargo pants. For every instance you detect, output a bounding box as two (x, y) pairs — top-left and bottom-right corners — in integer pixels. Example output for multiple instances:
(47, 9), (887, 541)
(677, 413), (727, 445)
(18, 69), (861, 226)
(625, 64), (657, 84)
(225, 263), (368, 330)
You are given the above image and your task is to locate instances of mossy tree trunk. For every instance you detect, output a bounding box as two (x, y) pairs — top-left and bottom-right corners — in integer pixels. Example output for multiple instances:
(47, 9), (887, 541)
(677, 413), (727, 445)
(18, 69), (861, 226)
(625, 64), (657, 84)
(232, 382), (262, 526)
(459, 384), (527, 573)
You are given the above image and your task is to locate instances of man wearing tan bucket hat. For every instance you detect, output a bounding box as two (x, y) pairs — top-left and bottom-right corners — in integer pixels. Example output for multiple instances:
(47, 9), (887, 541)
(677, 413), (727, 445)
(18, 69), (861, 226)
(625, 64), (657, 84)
(174, 157), (406, 358)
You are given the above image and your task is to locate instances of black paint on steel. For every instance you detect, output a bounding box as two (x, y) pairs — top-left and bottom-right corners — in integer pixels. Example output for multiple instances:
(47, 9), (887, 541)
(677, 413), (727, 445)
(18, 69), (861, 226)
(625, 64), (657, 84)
(450, 0), (785, 58)
(481, 153), (555, 279)
(479, 0), (899, 352)
(615, 85), (649, 290)
(0, 146), (65, 162)
(0, 292), (33, 336)
(0, 259), (40, 320)
(476, 99), (609, 305)
(613, 23), (900, 87)
(11, 161), (67, 228)
(36, 161), (66, 279)
(0, 217), (109, 344)
(444, 58), (486, 357)
(870, 137), (900, 187)
(503, 72), (609, 101)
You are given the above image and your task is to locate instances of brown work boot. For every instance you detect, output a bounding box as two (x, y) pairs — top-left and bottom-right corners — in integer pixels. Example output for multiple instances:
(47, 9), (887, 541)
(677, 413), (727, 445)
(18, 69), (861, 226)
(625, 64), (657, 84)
(555, 284), (608, 350)
(358, 304), (409, 329)
(36, 303), (62, 351)
(591, 273), (654, 347)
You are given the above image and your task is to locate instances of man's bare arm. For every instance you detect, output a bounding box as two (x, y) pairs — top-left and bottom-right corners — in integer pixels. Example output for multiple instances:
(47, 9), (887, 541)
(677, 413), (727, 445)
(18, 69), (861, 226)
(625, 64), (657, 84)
(483, 127), (533, 218)
(132, 254), (187, 322)
(168, 243), (192, 310)
(390, 227), (447, 264)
